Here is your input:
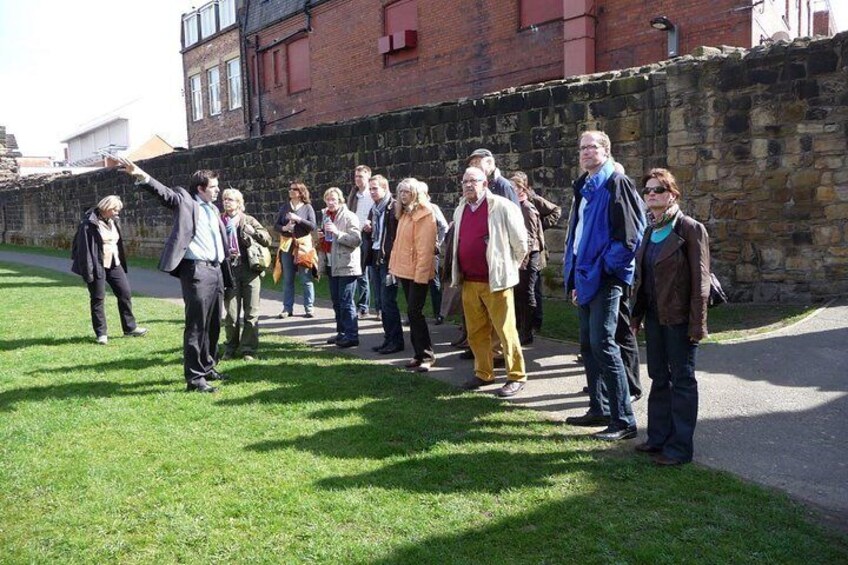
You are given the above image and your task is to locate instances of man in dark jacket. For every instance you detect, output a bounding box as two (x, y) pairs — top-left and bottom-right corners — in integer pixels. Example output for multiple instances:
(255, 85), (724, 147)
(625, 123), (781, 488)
(562, 130), (646, 441)
(363, 174), (404, 353)
(466, 148), (519, 206)
(118, 158), (232, 393)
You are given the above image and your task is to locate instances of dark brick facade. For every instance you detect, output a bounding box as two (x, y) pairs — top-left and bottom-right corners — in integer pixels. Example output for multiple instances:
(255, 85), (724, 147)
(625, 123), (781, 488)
(4, 33), (848, 302)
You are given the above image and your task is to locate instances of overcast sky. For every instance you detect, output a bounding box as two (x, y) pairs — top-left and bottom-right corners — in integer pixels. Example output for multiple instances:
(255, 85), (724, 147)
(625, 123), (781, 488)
(0, 0), (846, 159)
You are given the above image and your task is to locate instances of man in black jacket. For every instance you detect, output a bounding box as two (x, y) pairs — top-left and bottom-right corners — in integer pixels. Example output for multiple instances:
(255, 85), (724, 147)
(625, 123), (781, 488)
(118, 158), (232, 393)
(363, 174), (404, 354)
(466, 148), (519, 206)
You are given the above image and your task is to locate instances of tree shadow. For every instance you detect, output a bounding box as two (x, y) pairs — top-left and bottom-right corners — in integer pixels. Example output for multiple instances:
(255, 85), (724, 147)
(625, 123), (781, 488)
(0, 378), (175, 412)
(28, 351), (182, 376)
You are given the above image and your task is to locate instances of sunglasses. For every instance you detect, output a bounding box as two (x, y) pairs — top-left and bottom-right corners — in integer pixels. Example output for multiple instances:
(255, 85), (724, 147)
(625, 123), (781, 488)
(642, 186), (668, 195)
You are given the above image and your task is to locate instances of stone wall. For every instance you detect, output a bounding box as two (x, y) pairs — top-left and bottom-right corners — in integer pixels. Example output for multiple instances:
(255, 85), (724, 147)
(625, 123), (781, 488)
(2, 32), (848, 302)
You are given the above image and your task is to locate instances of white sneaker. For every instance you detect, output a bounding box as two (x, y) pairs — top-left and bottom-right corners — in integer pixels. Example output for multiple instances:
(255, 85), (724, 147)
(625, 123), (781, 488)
(96, 335), (108, 345)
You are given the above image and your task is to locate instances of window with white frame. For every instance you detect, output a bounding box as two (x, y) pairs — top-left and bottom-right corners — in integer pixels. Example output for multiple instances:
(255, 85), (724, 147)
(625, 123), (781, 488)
(227, 58), (242, 110)
(219, 0), (236, 28)
(200, 3), (216, 38)
(208, 67), (221, 115)
(190, 74), (203, 121)
(183, 13), (198, 47)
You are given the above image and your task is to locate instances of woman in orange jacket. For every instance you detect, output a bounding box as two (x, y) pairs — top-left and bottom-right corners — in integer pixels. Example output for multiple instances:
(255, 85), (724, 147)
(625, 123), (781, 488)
(389, 178), (438, 372)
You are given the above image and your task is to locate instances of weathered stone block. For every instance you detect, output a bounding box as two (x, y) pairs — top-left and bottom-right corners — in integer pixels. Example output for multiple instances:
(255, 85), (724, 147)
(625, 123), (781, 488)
(825, 204), (848, 220)
(813, 225), (842, 245)
(736, 263), (758, 282)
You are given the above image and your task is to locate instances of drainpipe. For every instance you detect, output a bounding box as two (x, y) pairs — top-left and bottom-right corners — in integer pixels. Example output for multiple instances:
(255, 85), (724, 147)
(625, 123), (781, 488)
(253, 35), (264, 136)
(563, 0), (597, 77)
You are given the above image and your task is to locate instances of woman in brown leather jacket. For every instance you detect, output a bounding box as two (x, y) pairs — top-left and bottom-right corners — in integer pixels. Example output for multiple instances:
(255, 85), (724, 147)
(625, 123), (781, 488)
(631, 168), (710, 466)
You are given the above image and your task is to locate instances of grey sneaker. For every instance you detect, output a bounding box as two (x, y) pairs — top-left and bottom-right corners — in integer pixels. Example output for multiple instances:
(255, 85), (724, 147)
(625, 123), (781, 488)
(124, 327), (148, 337)
(96, 335), (108, 345)
(497, 380), (525, 397)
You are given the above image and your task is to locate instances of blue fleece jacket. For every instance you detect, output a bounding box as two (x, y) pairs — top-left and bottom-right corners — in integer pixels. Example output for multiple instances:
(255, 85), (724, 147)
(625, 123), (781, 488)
(563, 161), (646, 305)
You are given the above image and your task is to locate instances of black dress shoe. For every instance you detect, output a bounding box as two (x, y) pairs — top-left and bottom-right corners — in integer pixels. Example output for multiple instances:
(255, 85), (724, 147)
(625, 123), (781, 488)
(372, 343), (388, 352)
(336, 339), (360, 348)
(378, 344), (405, 354)
(435, 315), (445, 325)
(593, 425), (638, 441)
(565, 412), (610, 427)
(654, 454), (686, 466)
(207, 370), (229, 381)
(635, 442), (662, 454)
(326, 335), (339, 344)
(459, 349), (474, 360)
(186, 381), (217, 393)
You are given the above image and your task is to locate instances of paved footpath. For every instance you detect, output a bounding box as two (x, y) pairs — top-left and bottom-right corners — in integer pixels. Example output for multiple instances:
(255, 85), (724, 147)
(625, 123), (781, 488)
(2, 250), (846, 526)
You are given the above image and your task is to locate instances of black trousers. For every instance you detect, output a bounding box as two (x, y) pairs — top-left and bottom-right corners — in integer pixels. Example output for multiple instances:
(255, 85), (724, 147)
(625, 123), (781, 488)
(617, 294), (642, 397)
(400, 278), (435, 363)
(86, 266), (137, 338)
(515, 251), (541, 341)
(179, 260), (224, 384)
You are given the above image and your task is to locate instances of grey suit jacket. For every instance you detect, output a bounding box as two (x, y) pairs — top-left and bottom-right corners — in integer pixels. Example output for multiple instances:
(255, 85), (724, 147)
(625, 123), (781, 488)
(140, 177), (232, 286)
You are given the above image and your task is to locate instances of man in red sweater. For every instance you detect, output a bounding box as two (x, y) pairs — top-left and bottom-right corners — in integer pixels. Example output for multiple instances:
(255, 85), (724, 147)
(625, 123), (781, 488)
(449, 167), (529, 397)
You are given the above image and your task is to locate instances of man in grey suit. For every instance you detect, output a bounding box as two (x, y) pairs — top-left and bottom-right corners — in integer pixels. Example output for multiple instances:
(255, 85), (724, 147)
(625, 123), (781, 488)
(118, 158), (231, 393)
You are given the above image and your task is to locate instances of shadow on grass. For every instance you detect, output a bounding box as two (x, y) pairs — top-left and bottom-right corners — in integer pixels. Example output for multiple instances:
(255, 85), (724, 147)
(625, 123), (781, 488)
(26, 351), (182, 376)
(0, 336), (93, 352)
(0, 378), (175, 412)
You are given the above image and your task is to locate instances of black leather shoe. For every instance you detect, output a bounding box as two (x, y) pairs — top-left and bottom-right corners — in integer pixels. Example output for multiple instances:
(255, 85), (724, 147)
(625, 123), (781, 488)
(378, 344), (405, 354)
(435, 315), (445, 325)
(207, 370), (228, 381)
(326, 335), (339, 344)
(593, 425), (638, 441)
(372, 343), (388, 352)
(565, 412), (610, 427)
(186, 381), (217, 393)
(461, 376), (492, 390)
(654, 454), (686, 466)
(459, 349), (474, 360)
(336, 339), (360, 348)
(635, 442), (662, 454)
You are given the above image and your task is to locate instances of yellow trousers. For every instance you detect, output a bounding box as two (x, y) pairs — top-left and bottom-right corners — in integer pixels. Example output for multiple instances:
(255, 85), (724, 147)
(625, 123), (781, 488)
(461, 281), (526, 382)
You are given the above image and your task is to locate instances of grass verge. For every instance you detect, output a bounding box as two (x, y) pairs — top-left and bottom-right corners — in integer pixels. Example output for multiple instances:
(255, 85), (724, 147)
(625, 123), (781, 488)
(0, 261), (846, 563)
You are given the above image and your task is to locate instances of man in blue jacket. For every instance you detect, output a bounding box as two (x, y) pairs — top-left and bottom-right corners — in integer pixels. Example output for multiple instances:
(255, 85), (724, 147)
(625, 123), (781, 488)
(563, 131), (646, 440)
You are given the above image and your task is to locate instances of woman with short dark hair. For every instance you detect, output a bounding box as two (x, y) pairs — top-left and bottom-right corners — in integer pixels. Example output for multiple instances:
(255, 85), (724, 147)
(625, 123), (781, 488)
(274, 181), (317, 318)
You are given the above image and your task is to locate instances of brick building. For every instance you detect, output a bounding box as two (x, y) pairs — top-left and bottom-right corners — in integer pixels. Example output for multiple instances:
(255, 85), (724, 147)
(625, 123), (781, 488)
(183, 0), (837, 146)
(181, 0), (247, 148)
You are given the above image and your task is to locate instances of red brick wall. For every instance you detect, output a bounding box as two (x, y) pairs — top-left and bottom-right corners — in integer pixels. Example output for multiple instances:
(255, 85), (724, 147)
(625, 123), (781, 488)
(594, 0), (749, 71)
(182, 27), (247, 148)
(247, 0), (564, 136)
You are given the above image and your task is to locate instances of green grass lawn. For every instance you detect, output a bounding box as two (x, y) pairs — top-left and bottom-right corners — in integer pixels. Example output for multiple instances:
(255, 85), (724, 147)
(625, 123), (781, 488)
(0, 261), (846, 563)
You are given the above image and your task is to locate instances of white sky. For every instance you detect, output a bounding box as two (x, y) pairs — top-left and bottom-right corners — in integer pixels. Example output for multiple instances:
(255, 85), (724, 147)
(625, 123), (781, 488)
(0, 0), (196, 159)
(0, 0), (846, 160)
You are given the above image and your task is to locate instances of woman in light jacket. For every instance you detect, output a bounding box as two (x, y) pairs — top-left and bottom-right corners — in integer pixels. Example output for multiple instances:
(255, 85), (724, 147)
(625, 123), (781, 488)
(318, 187), (362, 348)
(631, 168), (710, 466)
(71, 195), (147, 344)
(274, 181), (317, 318)
(389, 178), (438, 372)
(221, 188), (272, 360)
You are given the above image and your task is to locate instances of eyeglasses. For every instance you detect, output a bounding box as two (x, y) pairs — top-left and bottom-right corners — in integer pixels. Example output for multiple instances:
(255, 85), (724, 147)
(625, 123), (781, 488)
(462, 179), (484, 185)
(642, 186), (668, 195)
(579, 144), (601, 152)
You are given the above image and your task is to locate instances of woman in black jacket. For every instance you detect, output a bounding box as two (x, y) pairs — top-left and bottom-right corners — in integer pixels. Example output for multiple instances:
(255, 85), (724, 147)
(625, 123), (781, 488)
(71, 195), (147, 345)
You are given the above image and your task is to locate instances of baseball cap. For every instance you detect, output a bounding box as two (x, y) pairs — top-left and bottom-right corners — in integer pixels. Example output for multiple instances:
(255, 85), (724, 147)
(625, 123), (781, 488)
(466, 148), (493, 163)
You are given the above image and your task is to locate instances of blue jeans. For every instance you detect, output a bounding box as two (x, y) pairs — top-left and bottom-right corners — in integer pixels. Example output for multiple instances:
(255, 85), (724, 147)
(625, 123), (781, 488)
(375, 263), (403, 348)
(329, 274), (358, 341)
(354, 242), (370, 314)
(578, 278), (636, 429)
(280, 250), (314, 314)
(429, 254), (442, 318)
(644, 309), (699, 462)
